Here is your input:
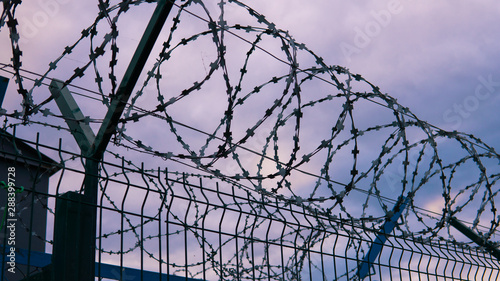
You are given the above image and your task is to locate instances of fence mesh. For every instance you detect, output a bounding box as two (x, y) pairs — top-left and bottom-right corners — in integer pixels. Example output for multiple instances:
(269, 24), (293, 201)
(0, 131), (498, 280)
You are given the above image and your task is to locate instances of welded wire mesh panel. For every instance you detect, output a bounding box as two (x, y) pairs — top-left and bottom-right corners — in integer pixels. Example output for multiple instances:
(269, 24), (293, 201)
(70, 154), (500, 280)
(97, 168), (500, 281)
(98, 168), (500, 280)
(2, 132), (499, 280)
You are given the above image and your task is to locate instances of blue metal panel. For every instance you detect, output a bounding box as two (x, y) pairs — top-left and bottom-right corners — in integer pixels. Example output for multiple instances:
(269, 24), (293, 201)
(8, 245), (51, 268)
(3, 246), (204, 281)
(97, 263), (202, 281)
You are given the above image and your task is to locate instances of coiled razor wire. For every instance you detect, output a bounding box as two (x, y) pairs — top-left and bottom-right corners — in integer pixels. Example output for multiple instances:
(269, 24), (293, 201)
(2, 0), (500, 279)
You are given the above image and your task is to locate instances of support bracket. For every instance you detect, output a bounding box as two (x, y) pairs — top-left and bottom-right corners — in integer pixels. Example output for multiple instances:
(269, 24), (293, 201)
(49, 80), (95, 154)
(357, 196), (410, 280)
(449, 216), (500, 261)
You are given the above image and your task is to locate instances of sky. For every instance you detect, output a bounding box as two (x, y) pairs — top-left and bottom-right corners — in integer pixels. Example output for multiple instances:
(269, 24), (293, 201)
(2, 0), (499, 134)
(1, 0), (500, 230)
(1, 0), (498, 152)
(1, 0), (500, 278)
(0, 2), (497, 141)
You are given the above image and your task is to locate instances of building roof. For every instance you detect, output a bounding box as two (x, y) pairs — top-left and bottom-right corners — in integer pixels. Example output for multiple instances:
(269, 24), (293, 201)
(0, 129), (62, 176)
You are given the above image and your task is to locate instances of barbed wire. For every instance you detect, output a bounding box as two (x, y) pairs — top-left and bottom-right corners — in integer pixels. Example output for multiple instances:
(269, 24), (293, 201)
(2, 0), (500, 279)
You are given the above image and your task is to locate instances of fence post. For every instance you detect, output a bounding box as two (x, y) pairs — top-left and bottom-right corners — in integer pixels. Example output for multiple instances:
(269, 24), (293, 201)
(47, 1), (176, 280)
(51, 192), (93, 281)
(357, 196), (410, 280)
(449, 217), (500, 261)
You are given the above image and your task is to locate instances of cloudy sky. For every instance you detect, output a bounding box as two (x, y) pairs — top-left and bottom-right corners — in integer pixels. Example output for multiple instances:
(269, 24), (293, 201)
(1, 0), (500, 217)
(2, 0), (500, 252)
(2, 0), (500, 279)
(265, 1), (500, 136)
(2, 0), (499, 136)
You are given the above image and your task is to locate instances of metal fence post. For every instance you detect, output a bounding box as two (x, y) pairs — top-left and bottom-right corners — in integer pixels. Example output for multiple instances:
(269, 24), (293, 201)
(52, 192), (93, 281)
(47, 1), (175, 280)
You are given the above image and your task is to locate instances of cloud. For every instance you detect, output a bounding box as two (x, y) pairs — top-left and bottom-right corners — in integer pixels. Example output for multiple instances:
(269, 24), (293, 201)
(2, 3), (500, 278)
